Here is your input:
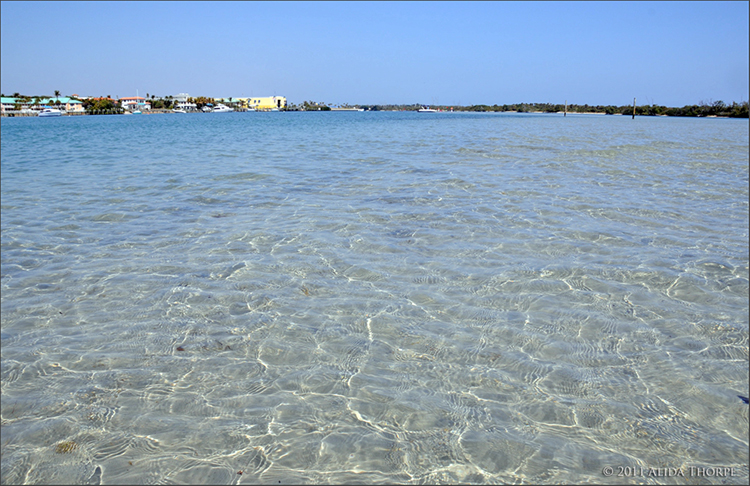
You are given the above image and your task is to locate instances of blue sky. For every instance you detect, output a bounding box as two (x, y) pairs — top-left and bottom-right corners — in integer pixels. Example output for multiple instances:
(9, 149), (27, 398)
(1, 1), (748, 107)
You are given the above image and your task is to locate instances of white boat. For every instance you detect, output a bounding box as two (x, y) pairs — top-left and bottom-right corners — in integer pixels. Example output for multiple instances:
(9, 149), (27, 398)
(418, 106), (437, 113)
(202, 105), (213, 112)
(38, 108), (63, 117)
(212, 103), (234, 113)
(173, 109), (187, 113)
(132, 110), (142, 115)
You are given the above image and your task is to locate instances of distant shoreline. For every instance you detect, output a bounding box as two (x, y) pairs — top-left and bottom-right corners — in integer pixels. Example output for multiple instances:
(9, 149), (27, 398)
(3, 96), (747, 118)
(0, 108), (741, 119)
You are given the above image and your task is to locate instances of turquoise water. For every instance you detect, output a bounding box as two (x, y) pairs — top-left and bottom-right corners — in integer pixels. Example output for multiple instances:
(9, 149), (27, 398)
(1, 111), (748, 484)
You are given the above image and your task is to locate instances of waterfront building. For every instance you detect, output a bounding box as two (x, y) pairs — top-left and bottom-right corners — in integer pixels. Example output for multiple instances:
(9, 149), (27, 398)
(1, 96), (84, 114)
(39, 97), (84, 113)
(120, 96), (151, 112)
(1, 97), (16, 114)
(248, 96), (287, 110)
(173, 93), (197, 112)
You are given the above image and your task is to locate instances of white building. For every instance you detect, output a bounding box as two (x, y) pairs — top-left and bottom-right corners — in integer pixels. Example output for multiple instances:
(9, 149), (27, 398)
(173, 93), (197, 111)
(1, 97), (16, 114)
(120, 96), (151, 112)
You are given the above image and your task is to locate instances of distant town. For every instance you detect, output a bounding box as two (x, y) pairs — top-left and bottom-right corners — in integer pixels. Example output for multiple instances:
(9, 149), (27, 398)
(0, 92), (289, 116)
(1, 92), (747, 118)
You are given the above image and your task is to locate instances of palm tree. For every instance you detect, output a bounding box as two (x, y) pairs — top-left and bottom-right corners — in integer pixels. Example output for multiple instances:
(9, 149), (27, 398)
(54, 90), (61, 100)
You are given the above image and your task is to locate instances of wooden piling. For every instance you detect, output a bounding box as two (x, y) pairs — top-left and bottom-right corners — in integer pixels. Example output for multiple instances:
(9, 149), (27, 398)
(564, 100), (567, 117)
(632, 98), (636, 119)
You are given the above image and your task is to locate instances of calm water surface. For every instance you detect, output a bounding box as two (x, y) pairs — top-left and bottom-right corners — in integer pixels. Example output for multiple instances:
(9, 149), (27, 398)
(1, 112), (748, 484)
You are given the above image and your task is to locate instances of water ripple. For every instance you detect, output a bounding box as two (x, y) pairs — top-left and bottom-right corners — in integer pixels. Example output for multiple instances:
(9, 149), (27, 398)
(2, 112), (747, 484)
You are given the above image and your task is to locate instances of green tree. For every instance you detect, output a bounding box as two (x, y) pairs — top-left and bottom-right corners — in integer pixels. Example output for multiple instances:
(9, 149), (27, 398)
(730, 101), (748, 118)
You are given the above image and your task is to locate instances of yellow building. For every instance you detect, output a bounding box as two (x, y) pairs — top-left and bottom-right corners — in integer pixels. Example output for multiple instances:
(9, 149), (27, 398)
(248, 96), (287, 110)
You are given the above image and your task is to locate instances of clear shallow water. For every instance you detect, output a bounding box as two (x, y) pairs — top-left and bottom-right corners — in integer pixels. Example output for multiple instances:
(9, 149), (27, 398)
(1, 111), (748, 484)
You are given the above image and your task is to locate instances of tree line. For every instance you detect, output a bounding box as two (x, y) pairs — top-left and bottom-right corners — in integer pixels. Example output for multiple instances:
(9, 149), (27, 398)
(285, 101), (331, 111)
(356, 101), (748, 118)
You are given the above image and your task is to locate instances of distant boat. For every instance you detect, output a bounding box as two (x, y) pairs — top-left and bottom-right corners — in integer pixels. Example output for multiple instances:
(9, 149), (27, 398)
(212, 103), (234, 113)
(38, 108), (63, 117)
(202, 104), (213, 113)
(172, 109), (187, 113)
(418, 106), (437, 113)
